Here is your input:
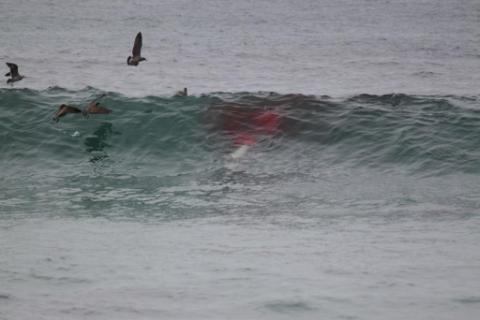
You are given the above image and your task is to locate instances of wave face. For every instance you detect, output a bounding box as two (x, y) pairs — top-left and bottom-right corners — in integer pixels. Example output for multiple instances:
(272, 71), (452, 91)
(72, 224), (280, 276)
(1, 88), (479, 217)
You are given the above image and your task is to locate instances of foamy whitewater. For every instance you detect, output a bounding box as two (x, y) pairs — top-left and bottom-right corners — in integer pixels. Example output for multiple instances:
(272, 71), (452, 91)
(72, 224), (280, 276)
(1, 1), (479, 319)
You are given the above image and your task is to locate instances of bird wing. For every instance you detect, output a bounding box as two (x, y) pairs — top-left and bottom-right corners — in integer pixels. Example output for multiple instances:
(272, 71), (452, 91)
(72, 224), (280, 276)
(86, 101), (111, 114)
(54, 105), (82, 121)
(85, 101), (97, 112)
(132, 32), (142, 57)
(91, 105), (112, 114)
(54, 105), (66, 118)
(6, 63), (19, 77)
(66, 106), (82, 113)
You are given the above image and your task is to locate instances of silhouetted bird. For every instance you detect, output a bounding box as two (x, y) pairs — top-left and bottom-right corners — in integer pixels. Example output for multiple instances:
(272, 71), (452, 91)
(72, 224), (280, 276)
(127, 32), (146, 66)
(5, 63), (24, 84)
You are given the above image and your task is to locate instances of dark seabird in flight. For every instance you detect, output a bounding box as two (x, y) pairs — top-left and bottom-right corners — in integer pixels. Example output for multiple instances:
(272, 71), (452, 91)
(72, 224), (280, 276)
(175, 88), (188, 97)
(127, 32), (146, 66)
(5, 63), (24, 84)
(53, 96), (111, 122)
(53, 104), (83, 122)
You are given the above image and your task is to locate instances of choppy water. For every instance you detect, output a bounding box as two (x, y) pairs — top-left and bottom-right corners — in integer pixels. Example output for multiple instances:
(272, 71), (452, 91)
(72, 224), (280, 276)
(1, 0), (480, 319)
(1, 0), (479, 95)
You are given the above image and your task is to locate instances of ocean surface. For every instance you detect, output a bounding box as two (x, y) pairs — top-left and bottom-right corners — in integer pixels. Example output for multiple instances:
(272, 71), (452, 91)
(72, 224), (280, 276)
(1, 0), (480, 319)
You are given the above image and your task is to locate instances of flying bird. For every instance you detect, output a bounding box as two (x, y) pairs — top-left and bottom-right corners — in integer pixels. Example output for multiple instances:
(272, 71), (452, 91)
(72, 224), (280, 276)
(53, 96), (111, 122)
(127, 32), (147, 66)
(5, 63), (24, 84)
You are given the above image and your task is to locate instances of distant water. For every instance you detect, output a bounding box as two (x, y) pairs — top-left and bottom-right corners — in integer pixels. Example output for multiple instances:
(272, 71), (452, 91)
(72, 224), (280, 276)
(1, 0), (479, 95)
(1, 1), (480, 320)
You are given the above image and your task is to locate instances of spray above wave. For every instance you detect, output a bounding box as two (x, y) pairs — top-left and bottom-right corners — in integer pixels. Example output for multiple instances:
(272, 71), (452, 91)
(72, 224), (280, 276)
(0, 87), (479, 175)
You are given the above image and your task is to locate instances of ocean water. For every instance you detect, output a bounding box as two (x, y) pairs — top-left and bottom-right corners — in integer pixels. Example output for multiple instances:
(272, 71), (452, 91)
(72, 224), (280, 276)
(1, 0), (480, 319)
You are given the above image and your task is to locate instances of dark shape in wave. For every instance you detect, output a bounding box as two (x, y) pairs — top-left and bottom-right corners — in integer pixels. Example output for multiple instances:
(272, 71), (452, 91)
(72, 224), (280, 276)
(53, 96), (112, 122)
(0, 88), (479, 175)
